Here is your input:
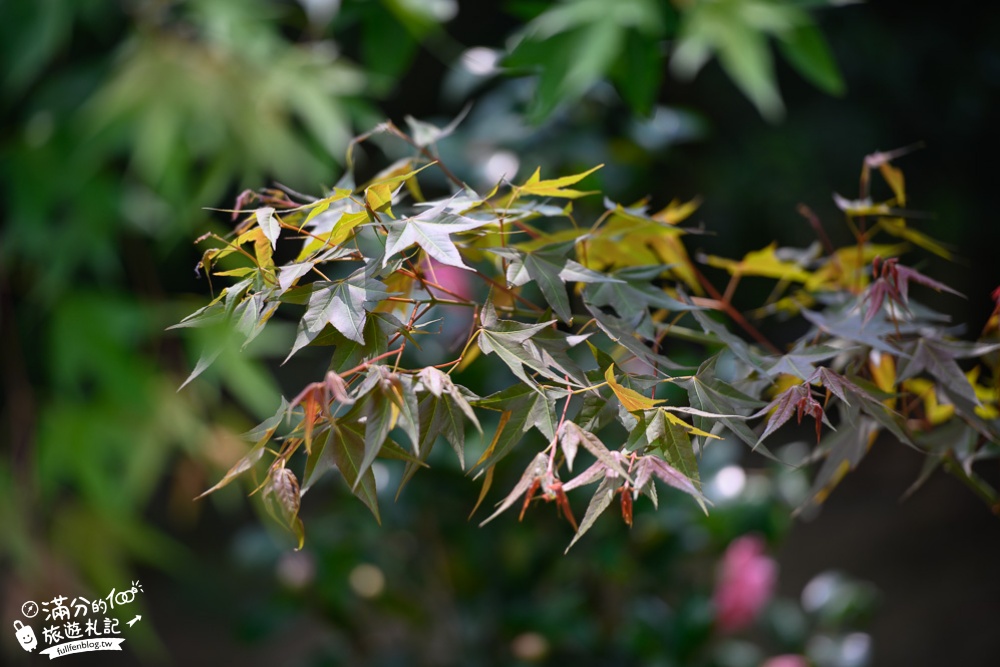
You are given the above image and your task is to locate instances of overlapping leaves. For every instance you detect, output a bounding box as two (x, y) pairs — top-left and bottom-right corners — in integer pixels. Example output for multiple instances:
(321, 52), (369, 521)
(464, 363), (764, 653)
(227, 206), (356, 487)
(183, 130), (1000, 551)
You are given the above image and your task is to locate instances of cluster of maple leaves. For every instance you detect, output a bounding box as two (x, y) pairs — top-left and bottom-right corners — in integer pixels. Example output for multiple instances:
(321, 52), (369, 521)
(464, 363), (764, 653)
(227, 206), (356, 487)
(178, 121), (1000, 549)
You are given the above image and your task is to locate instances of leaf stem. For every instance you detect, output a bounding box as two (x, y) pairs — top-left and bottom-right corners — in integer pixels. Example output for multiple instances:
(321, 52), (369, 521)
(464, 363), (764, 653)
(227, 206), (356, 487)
(447, 329), (482, 376)
(338, 347), (405, 377)
(548, 381), (574, 474)
(475, 272), (545, 313)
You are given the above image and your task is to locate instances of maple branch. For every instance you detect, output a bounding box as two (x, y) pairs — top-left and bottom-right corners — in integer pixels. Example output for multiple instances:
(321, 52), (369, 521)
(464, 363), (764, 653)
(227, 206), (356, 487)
(338, 347), (405, 377)
(722, 273), (742, 306)
(447, 329), (481, 376)
(689, 264), (782, 354)
(475, 272), (546, 313)
(797, 204), (837, 257)
(397, 268), (475, 305)
(548, 383), (574, 474)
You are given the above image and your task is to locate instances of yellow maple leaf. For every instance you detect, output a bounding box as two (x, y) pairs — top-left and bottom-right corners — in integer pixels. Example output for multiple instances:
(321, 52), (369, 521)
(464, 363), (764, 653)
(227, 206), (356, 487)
(605, 366), (665, 412)
(703, 243), (812, 283)
(519, 164), (603, 199)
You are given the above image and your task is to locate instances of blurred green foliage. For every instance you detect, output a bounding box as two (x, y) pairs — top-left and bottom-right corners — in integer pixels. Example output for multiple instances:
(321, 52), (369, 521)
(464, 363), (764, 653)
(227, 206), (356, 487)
(0, 0), (377, 598)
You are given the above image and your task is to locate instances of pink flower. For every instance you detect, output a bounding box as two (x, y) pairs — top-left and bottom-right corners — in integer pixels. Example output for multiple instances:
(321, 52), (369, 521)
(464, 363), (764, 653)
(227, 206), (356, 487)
(712, 534), (777, 633)
(422, 257), (475, 300)
(761, 655), (809, 667)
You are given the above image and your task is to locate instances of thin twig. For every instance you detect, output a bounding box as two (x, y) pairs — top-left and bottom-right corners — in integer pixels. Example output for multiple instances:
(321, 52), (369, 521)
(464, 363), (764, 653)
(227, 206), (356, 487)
(690, 264), (782, 354)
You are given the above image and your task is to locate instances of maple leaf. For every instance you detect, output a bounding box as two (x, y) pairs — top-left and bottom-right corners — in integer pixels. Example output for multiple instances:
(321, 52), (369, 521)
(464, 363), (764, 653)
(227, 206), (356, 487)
(562, 447), (708, 552)
(477, 453), (549, 526)
(288, 371), (353, 453)
(579, 201), (702, 293)
(286, 269), (390, 360)
(802, 304), (908, 356)
(807, 367), (914, 447)
(863, 256), (964, 326)
(472, 384), (567, 472)
(759, 382), (832, 444)
(559, 422), (634, 482)
(634, 409), (711, 513)
(586, 305), (691, 373)
(863, 146), (914, 204)
(325, 417), (381, 523)
(491, 245), (620, 323)
(298, 187), (354, 227)
(762, 344), (844, 380)
(702, 242), (812, 283)
(877, 217), (952, 259)
(255, 206), (281, 250)
(796, 404), (879, 517)
(689, 309), (768, 373)
(518, 164), (603, 199)
(562, 475), (619, 552)
(405, 109), (469, 147)
(560, 445), (636, 552)
(262, 467), (305, 549)
(196, 397), (289, 500)
(383, 198), (492, 270)
(415, 367), (481, 462)
(584, 265), (698, 338)
(632, 454), (707, 509)
(897, 338), (991, 415)
(604, 365), (665, 412)
(477, 302), (589, 390)
(677, 371), (768, 453)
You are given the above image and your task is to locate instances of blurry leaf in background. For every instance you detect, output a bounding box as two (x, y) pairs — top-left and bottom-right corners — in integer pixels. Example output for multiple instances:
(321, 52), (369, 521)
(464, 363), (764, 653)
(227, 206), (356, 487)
(502, 0), (845, 122)
(86, 2), (365, 193)
(505, 0), (666, 121)
(0, 0), (375, 607)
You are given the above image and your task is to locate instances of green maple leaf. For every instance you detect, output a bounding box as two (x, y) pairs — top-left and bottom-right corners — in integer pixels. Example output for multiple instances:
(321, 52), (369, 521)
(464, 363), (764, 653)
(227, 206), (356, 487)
(677, 375), (766, 452)
(898, 338), (984, 413)
(334, 368), (407, 494)
(417, 367), (482, 446)
(491, 245), (620, 324)
(585, 265), (697, 338)
(797, 404), (878, 517)
(639, 409), (703, 503)
(762, 343), (845, 380)
(383, 198), (492, 270)
(585, 305), (690, 373)
(563, 475), (618, 552)
(286, 269), (390, 360)
(477, 301), (589, 390)
(689, 309), (768, 373)
(801, 305), (909, 356)
(397, 367), (484, 495)
(326, 417), (381, 523)
(322, 312), (403, 373)
(472, 384), (566, 472)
